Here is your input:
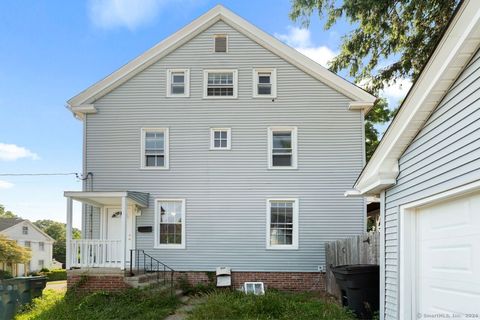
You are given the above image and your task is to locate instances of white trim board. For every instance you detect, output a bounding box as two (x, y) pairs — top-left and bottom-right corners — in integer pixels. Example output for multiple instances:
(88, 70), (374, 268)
(67, 5), (374, 117)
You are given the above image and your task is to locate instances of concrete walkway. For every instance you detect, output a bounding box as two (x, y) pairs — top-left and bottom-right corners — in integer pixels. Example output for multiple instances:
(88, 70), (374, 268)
(45, 280), (67, 291)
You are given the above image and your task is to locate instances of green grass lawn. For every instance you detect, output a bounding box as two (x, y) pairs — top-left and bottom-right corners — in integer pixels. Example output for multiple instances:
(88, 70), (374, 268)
(15, 288), (178, 320)
(186, 290), (356, 320)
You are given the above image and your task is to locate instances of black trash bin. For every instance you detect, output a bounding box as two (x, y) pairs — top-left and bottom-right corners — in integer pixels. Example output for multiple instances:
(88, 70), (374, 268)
(331, 264), (379, 319)
(28, 276), (47, 299)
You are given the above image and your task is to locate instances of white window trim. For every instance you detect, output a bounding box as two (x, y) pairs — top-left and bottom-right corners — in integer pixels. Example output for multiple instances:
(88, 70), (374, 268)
(203, 69), (238, 99)
(154, 198), (186, 249)
(267, 127), (298, 170)
(140, 128), (170, 170)
(166, 69), (190, 97)
(266, 198), (299, 250)
(253, 68), (277, 98)
(210, 128), (231, 150)
(213, 34), (228, 53)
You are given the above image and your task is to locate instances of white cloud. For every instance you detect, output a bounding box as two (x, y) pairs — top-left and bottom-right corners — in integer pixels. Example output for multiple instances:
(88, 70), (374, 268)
(0, 143), (39, 161)
(0, 180), (13, 189)
(88, 0), (171, 30)
(275, 26), (336, 67)
(380, 78), (412, 106)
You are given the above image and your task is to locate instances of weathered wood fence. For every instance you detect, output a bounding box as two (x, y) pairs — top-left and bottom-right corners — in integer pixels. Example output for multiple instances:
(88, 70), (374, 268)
(325, 232), (380, 298)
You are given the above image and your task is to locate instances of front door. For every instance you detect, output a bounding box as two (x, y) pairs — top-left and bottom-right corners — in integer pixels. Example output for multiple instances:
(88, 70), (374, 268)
(105, 207), (134, 261)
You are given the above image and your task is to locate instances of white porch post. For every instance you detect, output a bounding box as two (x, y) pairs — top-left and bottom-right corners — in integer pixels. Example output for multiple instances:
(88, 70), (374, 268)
(120, 196), (127, 270)
(66, 197), (73, 270)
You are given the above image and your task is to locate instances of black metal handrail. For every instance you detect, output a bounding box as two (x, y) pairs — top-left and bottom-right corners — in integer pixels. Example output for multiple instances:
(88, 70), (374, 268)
(128, 249), (175, 295)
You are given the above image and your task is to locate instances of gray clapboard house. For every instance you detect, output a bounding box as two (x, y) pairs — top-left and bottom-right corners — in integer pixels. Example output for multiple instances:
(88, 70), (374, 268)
(64, 5), (375, 290)
(350, 0), (480, 318)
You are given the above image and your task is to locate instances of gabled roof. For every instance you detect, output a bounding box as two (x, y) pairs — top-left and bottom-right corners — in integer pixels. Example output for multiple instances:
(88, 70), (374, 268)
(350, 0), (480, 196)
(0, 218), (55, 242)
(0, 217), (24, 232)
(67, 5), (375, 118)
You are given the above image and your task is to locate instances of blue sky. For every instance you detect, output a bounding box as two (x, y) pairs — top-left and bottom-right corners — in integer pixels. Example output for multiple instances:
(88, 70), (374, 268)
(0, 0), (409, 228)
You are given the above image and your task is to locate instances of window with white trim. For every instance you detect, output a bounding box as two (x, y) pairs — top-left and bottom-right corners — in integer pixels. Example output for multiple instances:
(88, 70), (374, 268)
(167, 69), (189, 97)
(267, 199), (298, 249)
(38, 260), (44, 268)
(39, 242), (45, 251)
(22, 226), (28, 235)
(268, 127), (297, 169)
(214, 34), (227, 53)
(204, 70), (238, 98)
(141, 129), (169, 169)
(253, 69), (276, 98)
(210, 128), (231, 150)
(24, 241), (31, 248)
(155, 199), (186, 248)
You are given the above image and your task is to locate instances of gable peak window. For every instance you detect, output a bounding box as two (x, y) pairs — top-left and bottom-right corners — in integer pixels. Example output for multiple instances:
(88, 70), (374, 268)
(253, 69), (276, 98)
(210, 128), (231, 150)
(267, 199), (298, 250)
(268, 127), (297, 169)
(141, 129), (169, 169)
(167, 69), (189, 97)
(214, 34), (227, 53)
(155, 199), (186, 249)
(204, 70), (238, 98)
(22, 226), (28, 235)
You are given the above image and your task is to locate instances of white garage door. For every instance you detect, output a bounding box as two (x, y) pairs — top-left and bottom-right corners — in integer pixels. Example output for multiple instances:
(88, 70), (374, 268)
(416, 192), (480, 316)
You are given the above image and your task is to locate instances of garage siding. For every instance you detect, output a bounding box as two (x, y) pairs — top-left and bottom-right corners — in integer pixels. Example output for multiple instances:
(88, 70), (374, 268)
(83, 20), (365, 272)
(384, 49), (480, 319)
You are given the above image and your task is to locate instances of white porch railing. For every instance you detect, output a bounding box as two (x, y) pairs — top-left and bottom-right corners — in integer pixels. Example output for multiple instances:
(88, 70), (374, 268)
(69, 239), (123, 268)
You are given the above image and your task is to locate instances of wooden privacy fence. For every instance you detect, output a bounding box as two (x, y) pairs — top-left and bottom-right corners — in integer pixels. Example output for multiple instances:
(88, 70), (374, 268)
(324, 232), (380, 298)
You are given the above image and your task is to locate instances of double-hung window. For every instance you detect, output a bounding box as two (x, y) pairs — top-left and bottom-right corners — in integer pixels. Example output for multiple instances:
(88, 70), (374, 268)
(167, 69), (189, 97)
(210, 128), (231, 150)
(22, 226), (28, 235)
(39, 242), (45, 251)
(268, 127), (297, 169)
(204, 70), (238, 98)
(141, 128), (169, 169)
(24, 241), (31, 248)
(266, 199), (298, 249)
(253, 69), (276, 98)
(155, 199), (186, 249)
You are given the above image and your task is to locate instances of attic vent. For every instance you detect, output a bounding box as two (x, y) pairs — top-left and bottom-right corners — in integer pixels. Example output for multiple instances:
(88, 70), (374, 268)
(214, 35), (227, 52)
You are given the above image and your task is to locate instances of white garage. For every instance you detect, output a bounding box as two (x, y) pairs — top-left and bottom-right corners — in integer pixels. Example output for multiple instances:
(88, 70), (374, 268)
(400, 189), (480, 318)
(349, 1), (480, 318)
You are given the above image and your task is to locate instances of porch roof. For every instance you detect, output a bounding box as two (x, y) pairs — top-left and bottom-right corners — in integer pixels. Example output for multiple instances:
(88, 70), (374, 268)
(64, 191), (149, 208)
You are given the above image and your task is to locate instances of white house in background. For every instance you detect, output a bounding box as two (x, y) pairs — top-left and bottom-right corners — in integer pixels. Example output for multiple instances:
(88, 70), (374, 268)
(0, 218), (55, 276)
(348, 0), (480, 319)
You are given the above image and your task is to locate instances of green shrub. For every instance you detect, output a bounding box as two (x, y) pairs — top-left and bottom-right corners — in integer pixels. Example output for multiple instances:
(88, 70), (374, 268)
(0, 269), (13, 279)
(43, 269), (67, 281)
(40, 268), (50, 273)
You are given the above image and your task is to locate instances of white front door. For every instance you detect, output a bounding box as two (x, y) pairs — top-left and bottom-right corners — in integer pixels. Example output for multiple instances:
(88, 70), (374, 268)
(416, 192), (480, 316)
(105, 207), (134, 261)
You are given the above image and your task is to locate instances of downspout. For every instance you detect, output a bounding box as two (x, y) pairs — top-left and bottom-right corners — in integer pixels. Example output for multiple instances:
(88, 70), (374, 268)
(379, 190), (386, 320)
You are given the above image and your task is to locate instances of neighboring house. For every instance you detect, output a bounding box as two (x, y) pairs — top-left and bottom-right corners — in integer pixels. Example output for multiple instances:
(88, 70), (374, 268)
(0, 218), (55, 276)
(64, 5), (375, 292)
(349, 1), (480, 319)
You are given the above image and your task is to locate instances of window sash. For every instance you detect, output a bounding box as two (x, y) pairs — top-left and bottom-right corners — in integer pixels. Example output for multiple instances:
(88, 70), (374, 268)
(144, 131), (166, 168)
(207, 72), (234, 96)
(212, 130), (229, 149)
(267, 200), (297, 249)
(271, 131), (293, 167)
(157, 200), (184, 247)
(171, 72), (185, 95)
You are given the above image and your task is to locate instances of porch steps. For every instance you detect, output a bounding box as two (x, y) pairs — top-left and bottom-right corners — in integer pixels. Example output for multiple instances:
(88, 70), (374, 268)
(124, 272), (174, 290)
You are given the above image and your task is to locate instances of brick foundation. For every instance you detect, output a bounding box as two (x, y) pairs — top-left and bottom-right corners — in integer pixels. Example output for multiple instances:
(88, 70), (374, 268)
(67, 269), (131, 293)
(175, 271), (326, 292)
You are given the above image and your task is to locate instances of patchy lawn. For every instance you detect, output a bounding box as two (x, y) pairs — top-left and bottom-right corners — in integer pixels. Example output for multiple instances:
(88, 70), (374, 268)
(16, 288), (178, 320)
(186, 290), (355, 320)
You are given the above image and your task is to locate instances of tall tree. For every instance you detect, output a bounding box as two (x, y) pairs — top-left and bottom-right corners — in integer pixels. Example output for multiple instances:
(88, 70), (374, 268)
(34, 219), (81, 265)
(290, 0), (459, 159)
(0, 204), (17, 218)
